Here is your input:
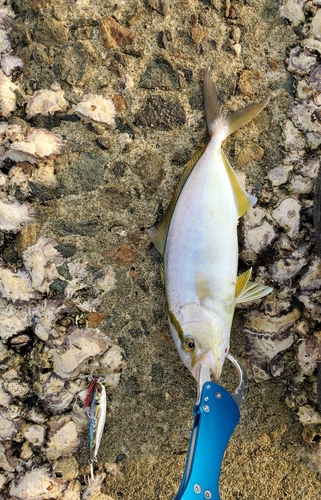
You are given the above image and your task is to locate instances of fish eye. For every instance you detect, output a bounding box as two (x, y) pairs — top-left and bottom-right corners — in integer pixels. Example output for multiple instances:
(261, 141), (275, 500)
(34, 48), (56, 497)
(184, 337), (195, 352)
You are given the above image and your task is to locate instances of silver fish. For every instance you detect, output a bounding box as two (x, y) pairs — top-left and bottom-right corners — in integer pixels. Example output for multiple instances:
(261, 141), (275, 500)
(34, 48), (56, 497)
(149, 69), (272, 383)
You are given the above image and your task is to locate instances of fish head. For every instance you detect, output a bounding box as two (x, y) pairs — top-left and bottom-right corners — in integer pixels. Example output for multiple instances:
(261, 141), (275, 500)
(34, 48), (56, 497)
(169, 303), (230, 383)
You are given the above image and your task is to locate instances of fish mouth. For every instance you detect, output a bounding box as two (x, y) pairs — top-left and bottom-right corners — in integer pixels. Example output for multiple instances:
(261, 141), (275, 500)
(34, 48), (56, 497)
(191, 352), (223, 383)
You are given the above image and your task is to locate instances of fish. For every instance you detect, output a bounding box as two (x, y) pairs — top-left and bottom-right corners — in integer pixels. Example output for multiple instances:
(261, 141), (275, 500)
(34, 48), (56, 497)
(149, 69), (273, 383)
(86, 375), (107, 481)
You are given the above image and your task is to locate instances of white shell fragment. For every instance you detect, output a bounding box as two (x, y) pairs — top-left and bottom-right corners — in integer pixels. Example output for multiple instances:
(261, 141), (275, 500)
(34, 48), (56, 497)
(0, 302), (31, 339)
(36, 374), (80, 411)
(0, 198), (35, 233)
(298, 405), (321, 425)
(51, 328), (112, 379)
(45, 418), (80, 460)
(267, 165), (292, 186)
(73, 93), (116, 127)
(271, 198), (301, 238)
(22, 238), (64, 292)
(9, 467), (65, 500)
(31, 300), (67, 341)
(287, 46), (317, 75)
(311, 8), (321, 39)
(23, 424), (45, 447)
(0, 69), (18, 117)
(0, 268), (34, 302)
(300, 258), (321, 291)
(296, 338), (320, 375)
(26, 86), (67, 118)
(1, 54), (24, 76)
(245, 308), (300, 335)
(6, 129), (63, 164)
(279, 0), (306, 26)
(0, 412), (18, 440)
(95, 266), (117, 293)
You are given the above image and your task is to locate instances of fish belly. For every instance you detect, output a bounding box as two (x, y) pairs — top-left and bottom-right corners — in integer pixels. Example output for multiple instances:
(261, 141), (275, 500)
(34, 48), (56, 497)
(164, 145), (239, 330)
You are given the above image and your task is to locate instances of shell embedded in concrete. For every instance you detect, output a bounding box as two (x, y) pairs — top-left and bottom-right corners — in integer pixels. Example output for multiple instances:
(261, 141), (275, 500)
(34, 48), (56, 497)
(9, 467), (65, 500)
(73, 94), (116, 127)
(0, 69), (18, 117)
(6, 129), (63, 164)
(22, 237), (64, 292)
(26, 86), (68, 118)
(0, 198), (35, 233)
(51, 327), (112, 379)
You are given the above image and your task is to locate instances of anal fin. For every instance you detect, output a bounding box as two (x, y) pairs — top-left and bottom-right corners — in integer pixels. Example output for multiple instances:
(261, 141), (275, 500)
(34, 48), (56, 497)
(235, 269), (272, 304)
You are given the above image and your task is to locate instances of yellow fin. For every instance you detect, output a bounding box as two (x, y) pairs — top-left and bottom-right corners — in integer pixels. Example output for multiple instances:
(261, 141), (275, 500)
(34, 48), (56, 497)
(195, 270), (211, 304)
(148, 145), (206, 255)
(235, 269), (273, 304)
(221, 151), (257, 218)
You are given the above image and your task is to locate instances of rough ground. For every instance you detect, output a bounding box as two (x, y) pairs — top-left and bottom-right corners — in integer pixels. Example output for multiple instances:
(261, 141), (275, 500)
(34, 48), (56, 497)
(1, 0), (321, 498)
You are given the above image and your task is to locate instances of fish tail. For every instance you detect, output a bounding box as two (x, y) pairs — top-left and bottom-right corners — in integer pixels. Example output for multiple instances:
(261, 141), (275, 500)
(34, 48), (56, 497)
(203, 68), (269, 139)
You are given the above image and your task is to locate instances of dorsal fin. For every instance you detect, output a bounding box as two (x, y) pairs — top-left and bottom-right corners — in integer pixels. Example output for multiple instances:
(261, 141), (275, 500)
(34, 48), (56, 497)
(235, 269), (273, 304)
(221, 151), (257, 218)
(148, 145), (206, 255)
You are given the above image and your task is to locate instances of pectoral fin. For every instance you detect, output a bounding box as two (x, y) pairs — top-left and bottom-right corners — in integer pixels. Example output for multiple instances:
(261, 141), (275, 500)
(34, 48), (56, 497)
(148, 146), (206, 255)
(235, 269), (273, 304)
(221, 151), (257, 218)
(195, 270), (212, 305)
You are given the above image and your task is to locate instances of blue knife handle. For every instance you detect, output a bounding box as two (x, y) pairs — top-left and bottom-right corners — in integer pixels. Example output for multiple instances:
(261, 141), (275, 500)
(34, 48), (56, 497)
(174, 381), (240, 500)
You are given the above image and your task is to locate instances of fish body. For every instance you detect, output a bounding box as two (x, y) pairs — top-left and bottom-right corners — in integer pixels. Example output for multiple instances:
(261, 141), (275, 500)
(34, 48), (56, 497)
(149, 70), (272, 382)
(87, 376), (106, 480)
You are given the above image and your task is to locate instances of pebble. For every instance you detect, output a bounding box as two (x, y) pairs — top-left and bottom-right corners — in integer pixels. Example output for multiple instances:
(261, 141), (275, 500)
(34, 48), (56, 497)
(107, 243), (137, 267)
(135, 95), (186, 130)
(100, 16), (135, 50)
(271, 198), (301, 238)
(139, 59), (179, 90)
(146, 0), (169, 15)
(134, 153), (165, 193)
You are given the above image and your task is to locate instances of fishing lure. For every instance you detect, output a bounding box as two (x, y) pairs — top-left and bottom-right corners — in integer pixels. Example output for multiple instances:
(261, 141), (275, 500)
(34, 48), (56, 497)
(86, 375), (107, 481)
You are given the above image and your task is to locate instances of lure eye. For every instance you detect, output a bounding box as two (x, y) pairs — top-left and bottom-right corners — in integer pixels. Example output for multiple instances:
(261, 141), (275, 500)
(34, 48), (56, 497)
(184, 337), (195, 352)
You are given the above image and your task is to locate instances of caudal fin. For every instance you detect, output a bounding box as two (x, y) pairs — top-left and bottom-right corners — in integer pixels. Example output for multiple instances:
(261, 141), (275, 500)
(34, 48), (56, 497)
(203, 68), (270, 139)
